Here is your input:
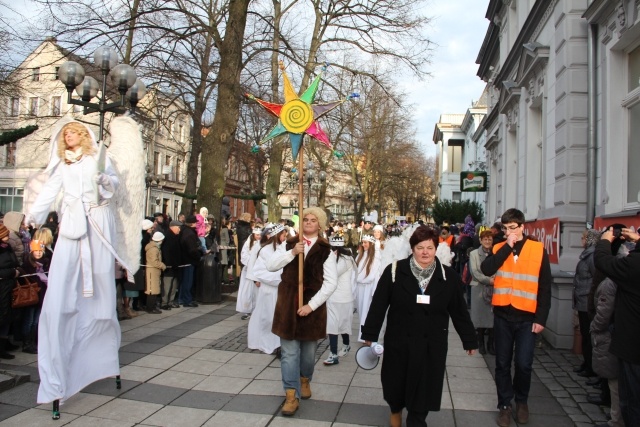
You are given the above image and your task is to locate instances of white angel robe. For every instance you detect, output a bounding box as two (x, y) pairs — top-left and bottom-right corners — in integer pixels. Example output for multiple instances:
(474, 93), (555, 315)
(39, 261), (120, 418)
(326, 255), (356, 335)
(236, 238), (260, 314)
(30, 155), (121, 404)
(247, 243), (282, 354)
(356, 250), (381, 342)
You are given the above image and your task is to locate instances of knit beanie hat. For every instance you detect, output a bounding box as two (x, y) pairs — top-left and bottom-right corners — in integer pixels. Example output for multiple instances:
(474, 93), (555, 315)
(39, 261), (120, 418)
(0, 224), (9, 240)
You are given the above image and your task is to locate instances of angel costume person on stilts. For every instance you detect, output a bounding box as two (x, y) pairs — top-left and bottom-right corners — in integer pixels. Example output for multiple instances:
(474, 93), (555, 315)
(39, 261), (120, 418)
(26, 117), (144, 414)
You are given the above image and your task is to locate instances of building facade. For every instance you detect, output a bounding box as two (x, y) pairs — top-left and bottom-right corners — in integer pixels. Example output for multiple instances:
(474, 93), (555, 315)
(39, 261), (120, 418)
(0, 39), (191, 220)
(471, 0), (640, 348)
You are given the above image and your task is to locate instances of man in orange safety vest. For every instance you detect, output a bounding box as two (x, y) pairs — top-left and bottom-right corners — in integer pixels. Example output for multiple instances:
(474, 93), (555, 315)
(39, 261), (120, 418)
(481, 208), (551, 427)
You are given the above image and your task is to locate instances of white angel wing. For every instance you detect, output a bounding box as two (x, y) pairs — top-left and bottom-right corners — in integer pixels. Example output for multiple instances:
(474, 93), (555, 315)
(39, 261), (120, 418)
(436, 243), (454, 267)
(107, 116), (145, 273)
(380, 236), (411, 270)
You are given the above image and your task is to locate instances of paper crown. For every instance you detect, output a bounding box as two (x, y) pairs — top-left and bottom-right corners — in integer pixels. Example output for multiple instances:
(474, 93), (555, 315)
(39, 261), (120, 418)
(329, 236), (345, 247)
(268, 223), (285, 238)
(30, 240), (45, 252)
(252, 227), (263, 235)
(362, 234), (376, 243)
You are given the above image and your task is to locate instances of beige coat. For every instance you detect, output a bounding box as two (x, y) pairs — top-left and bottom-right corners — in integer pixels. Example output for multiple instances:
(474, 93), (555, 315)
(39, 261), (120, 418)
(145, 241), (166, 295)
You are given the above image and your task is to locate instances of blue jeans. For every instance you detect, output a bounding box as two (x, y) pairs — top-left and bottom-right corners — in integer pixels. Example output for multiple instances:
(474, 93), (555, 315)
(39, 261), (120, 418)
(619, 358), (640, 426)
(22, 305), (41, 336)
(280, 338), (316, 398)
(494, 314), (536, 407)
(180, 265), (194, 304)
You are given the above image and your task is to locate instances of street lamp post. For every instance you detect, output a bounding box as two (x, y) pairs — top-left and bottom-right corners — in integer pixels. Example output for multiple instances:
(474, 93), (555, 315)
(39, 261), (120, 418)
(145, 166), (162, 216)
(349, 189), (362, 222)
(305, 161), (315, 208)
(58, 46), (146, 142)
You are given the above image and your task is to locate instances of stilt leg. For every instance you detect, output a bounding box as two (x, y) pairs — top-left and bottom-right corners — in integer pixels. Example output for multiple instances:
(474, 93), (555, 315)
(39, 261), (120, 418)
(116, 375), (121, 389)
(52, 399), (60, 420)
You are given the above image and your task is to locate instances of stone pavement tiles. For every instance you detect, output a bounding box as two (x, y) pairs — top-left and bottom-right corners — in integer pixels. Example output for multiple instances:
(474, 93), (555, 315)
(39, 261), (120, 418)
(0, 301), (603, 426)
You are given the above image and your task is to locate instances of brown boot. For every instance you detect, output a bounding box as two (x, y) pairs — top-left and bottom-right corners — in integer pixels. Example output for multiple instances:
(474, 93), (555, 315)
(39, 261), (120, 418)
(390, 411), (402, 427)
(497, 406), (512, 427)
(515, 402), (529, 424)
(125, 306), (139, 318)
(281, 389), (299, 416)
(300, 376), (311, 399)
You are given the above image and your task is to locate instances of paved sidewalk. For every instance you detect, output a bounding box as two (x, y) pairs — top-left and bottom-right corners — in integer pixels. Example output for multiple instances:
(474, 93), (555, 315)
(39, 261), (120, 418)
(0, 301), (606, 426)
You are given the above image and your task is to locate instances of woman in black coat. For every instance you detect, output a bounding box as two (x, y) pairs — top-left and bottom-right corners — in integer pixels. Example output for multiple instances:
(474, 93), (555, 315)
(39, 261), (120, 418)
(0, 224), (22, 359)
(362, 225), (477, 427)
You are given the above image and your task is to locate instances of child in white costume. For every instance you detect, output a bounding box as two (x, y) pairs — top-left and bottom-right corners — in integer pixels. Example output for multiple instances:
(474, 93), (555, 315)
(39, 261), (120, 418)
(27, 118), (144, 407)
(247, 223), (287, 354)
(236, 227), (262, 318)
(355, 234), (381, 342)
(324, 235), (357, 365)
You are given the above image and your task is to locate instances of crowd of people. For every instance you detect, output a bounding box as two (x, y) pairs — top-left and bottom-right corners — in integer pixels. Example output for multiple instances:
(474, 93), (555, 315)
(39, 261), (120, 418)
(571, 224), (640, 427)
(0, 186), (637, 427)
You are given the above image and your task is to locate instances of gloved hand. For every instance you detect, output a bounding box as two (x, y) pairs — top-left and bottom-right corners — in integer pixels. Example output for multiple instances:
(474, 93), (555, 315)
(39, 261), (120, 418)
(95, 173), (114, 191)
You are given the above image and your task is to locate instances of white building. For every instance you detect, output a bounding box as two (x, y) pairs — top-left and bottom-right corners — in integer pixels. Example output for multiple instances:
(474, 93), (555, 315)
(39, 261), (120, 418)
(471, 0), (640, 348)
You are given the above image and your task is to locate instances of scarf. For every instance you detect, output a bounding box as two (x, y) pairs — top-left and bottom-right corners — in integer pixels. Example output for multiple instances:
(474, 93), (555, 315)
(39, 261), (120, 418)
(64, 148), (83, 164)
(410, 256), (437, 293)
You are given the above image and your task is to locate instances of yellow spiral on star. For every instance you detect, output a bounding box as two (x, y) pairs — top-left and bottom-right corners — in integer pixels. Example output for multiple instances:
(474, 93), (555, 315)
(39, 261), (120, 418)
(281, 99), (314, 134)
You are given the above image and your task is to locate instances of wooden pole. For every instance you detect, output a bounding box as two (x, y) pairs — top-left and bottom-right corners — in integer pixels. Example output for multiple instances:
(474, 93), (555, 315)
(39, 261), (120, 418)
(298, 144), (305, 309)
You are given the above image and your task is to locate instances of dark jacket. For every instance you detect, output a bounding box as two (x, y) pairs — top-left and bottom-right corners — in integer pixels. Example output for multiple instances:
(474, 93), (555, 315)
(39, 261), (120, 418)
(594, 240), (640, 364)
(481, 236), (552, 326)
(271, 235), (332, 341)
(590, 277), (618, 379)
(180, 225), (202, 266)
(573, 246), (596, 312)
(235, 220), (251, 266)
(161, 229), (182, 272)
(361, 257), (477, 413)
(0, 243), (19, 324)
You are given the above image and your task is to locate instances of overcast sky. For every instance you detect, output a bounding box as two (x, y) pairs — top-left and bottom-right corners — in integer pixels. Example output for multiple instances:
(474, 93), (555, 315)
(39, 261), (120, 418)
(401, 0), (490, 158)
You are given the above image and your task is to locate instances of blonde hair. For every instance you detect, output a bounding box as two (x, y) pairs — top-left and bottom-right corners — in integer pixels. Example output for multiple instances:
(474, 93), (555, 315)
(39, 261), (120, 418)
(57, 122), (96, 159)
(35, 227), (54, 246)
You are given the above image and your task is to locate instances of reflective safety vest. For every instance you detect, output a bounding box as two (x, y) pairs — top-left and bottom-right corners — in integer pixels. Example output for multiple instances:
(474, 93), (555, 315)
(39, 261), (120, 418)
(491, 239), (543, 313)
(439, 234), (454, 247)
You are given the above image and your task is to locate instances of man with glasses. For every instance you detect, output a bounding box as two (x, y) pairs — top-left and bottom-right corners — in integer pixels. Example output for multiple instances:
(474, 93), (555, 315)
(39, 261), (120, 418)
(481, 208), (552, 427)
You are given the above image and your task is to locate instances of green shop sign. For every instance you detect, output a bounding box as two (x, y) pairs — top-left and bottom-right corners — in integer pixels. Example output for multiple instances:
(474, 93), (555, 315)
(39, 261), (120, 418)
(460, 171), (487, 192)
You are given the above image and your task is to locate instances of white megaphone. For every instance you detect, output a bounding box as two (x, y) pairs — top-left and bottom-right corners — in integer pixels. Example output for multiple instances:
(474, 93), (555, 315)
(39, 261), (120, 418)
(355, 343), (384, 370)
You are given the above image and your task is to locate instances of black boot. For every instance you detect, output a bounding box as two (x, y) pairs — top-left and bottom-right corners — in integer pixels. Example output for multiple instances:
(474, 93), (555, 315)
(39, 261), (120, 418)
(487, 329), (496, 355)
(477, 329), (486, 355)
(23, 328), (38, 354)
(0, 338), (15, 359)
(146, 295), (161, 314)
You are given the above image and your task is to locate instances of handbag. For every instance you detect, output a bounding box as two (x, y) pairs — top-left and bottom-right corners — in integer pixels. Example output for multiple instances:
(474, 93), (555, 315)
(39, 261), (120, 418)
(12, 276), (40, 308)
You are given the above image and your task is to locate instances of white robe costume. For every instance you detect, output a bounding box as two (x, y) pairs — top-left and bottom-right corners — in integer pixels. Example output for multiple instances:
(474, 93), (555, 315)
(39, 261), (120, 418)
(356, 249), (381, 342)
(235, 238), (260, 314)
(30, 152), (121, 404)
(326, 254), (356, 335)
(247, 243), (282, 354)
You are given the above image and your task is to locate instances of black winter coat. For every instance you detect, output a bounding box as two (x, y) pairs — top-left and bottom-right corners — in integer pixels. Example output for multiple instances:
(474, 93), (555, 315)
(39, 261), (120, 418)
(594, 240), (640, 364)
(235, 220), (251, 266)
(361, 257), (477, 413)
(0, 243), (19, 324)
(180, 226), (202, 266)
(590, 277), (618, 379)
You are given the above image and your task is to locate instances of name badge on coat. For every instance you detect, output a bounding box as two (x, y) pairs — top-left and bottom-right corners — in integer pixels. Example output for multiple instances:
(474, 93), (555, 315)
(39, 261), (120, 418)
(416, 295), (430, 304)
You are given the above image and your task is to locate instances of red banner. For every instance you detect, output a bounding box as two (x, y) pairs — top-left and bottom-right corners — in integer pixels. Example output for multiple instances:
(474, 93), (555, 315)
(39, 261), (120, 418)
(523, 218), (560, 264)
(594, 214), (640, 232)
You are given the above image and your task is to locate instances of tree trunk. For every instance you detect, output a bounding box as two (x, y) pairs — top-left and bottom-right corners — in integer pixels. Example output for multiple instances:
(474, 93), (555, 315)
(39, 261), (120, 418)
(197, 0), (251, 218)
(265, 0), (284, 222)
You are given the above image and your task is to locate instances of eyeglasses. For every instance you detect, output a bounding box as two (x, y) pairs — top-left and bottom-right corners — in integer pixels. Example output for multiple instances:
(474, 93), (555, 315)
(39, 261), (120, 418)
(501, 225), (521, 232)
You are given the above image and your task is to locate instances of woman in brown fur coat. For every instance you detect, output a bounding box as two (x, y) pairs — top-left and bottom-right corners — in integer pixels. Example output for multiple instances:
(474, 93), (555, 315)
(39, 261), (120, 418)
(265, 207), (338, 417)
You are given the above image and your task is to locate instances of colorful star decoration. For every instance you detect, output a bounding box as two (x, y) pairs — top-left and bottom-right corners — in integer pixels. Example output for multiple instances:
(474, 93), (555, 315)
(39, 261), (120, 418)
(244, 61), (358, 161)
